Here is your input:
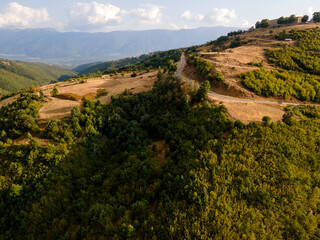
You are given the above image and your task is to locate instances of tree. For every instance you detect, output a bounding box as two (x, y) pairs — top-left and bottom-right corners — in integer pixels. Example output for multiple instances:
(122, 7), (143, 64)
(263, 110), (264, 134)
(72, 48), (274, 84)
(312, 12), (320, 22)
(157, 67), (163, 81)
(196, 80), (211, 101)
(255, 21), (261, 29)
(168, 60), (177, 73)
(277, 17), (285, 24)
(260, 19), (270, 28)
(262, 116), (271, 125)
(39, 89), (44, 99)
(44, 120), (60, 139)
(287, 15), (297, 23)
(256, 19), (270, 28)
(50, 86), (58, 97)
(302, 15), (309, 23)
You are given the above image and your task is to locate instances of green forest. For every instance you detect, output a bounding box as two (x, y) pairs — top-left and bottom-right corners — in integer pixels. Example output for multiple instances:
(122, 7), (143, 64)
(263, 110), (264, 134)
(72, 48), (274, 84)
(240, 68), (320, 101)
(240, 28), (320, 102)
(75, 49), (182, 75)
(0, 60), (75, 95)
(1, 74), (320, 239)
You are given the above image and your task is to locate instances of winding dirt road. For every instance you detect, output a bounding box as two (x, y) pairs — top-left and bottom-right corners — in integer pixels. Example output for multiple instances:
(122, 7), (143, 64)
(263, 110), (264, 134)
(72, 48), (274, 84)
(174, 54), (311, 106)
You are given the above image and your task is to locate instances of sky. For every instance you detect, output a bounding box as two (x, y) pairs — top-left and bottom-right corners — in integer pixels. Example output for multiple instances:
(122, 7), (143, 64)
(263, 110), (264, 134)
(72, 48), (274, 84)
(0, 0), (319, 32)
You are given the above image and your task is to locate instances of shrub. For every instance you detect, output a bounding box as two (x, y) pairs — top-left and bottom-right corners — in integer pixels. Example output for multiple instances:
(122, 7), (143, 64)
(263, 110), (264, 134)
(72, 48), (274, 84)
(50, 86), (58, 97)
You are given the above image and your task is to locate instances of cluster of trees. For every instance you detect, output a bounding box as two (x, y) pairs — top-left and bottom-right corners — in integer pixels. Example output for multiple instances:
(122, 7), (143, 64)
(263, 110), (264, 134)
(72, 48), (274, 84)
(255, 19), (270, 28)
(187, 54), (213, 78)
(0, 94), (41, 141)
(227, 30), (245, 37)
(312, 12), (320, 22)
(187, 54), (224, 85)
(75, 49), (182, 75)
(2, 75), (320, 238)
(240, 68), (320, 101)
(277, 14), (301, 24)
(208, 34), (249, 53)
(271, 28), (320, 75)
(106, 49), (182, 75)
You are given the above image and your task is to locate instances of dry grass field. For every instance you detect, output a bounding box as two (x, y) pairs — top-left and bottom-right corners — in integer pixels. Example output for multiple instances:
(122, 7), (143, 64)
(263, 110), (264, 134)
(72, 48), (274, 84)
(39, 70), (157, 120)
(187, 23), (320, 123)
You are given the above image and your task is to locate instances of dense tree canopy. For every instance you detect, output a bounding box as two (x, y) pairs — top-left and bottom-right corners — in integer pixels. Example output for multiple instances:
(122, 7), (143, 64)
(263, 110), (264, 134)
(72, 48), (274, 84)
(1, 75), (320, 239)
(256, 19), (270, 28)
(312, 12), (320, 22)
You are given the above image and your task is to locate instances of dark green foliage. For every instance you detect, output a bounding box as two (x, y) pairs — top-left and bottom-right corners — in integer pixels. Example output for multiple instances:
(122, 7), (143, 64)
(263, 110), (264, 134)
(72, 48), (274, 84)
(302, 15), (309, 23)
(262, 116), (271, 125)
(277, 15), (298, 24)
(208, 72), (224, 83)
(271, 28), (320, 75)
(74, 57), (144, 74)
(248, 61), (263, 67)
(131, 72), (137, 77)
(44, 120), (60, 139)
(50, 86), (58, 97)
(0, 94), (40, 139)
(207, 36), (229, 52)
(227, 30), (245, 37)
(196, 80), (211, 101)
(3, 74), (320, 239)
(187, 55), (213, 77)
(312, 12), (320, 22)
(157, 67), (163, 81)
(39, 89), (44, 99)
(216, 35), (229, 44)
(240, 68), (320, 101)
(256, 19), (270, 28)
(243, 28), (320, 101)
(76, 49), (182, 75)
(0, 59), (75, 93)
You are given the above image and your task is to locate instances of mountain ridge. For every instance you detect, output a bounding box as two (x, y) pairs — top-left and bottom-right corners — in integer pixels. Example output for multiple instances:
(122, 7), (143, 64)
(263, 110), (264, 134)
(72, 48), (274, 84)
(0, 26), (241, 66)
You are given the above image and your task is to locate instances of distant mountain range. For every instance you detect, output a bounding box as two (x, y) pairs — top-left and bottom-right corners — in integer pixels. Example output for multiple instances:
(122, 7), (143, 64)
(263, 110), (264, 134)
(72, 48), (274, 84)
(0, 27), (241, 66)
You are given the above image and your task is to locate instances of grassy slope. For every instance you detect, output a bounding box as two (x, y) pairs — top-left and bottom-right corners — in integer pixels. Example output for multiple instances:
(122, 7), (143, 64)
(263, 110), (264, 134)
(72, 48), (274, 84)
(0, 59), (76, 93)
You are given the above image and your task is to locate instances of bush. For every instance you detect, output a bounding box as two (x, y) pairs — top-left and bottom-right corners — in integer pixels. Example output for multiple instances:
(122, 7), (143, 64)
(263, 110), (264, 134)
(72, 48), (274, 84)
(208, 72), (224, 83)
(256, 19), (270, 28)
(302, 15), (309, 23)
(196, 80), (211, 101)
(50, 86), (58, 97)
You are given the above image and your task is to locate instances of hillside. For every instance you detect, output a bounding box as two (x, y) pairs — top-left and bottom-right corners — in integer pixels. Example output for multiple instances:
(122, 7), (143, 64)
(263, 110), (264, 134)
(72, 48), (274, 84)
(3, 19), (320, 240)
(0, 27), (240, 66)
(74, 49), (182, 75)
(0, 59), (75, 95)
(190, 22), (320, 101)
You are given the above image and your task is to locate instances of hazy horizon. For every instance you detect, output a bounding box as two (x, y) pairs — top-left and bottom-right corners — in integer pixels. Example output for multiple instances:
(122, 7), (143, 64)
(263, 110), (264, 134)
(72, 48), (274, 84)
(0, 0), (319, 32)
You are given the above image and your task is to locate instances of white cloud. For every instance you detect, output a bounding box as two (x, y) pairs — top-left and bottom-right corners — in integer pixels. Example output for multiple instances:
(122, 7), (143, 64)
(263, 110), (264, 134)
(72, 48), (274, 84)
(241, 20), (252, 28)
(67, 3), (163, 31)
(183, 24), (192, 29)
(307, 7), (314, 17)
(0, 2), (51, 29)
(179, 8), (242, 27)
(68, 2), (122, 31)
(129, 4), (162, 24)
(205, 8), (237, 25)
(180, 11), (204, 21)
(169, 23), (180, 30)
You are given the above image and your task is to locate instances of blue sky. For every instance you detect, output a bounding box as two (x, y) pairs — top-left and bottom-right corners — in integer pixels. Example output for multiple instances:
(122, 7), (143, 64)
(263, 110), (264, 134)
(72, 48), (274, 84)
(0, 0), (319, 32)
